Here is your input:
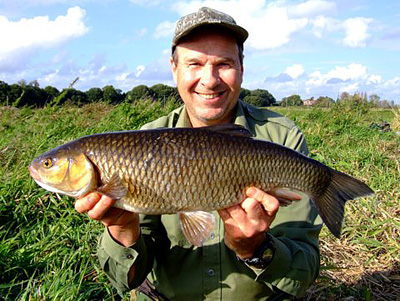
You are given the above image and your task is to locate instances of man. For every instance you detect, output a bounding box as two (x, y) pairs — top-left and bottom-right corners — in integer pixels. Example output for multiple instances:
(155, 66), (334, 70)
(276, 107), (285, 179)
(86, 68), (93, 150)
(75, 7), (322, 300)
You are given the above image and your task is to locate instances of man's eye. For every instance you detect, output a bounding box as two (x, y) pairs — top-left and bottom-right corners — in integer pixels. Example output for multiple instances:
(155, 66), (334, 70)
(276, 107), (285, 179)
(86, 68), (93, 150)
(219, 62), (230, 67)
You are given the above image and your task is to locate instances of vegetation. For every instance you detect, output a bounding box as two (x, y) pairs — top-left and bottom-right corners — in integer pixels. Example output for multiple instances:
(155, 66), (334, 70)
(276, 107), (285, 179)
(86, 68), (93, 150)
(0, 97), (399, 300)
(0, 80), (278, 108)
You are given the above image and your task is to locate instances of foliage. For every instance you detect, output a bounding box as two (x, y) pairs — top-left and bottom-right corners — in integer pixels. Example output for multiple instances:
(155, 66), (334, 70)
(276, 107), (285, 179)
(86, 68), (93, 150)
(314, 96), (335, 107)
(86, 87), (103, 103)
(280, 94), (303, 106)
(127, 85), (154, 103)
(0, 102), (398, 300)
(103, 85), (124, 104)
(243, 89), (276, 107)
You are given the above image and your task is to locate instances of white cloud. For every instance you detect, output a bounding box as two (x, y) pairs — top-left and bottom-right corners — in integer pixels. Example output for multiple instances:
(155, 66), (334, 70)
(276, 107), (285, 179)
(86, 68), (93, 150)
(153, 20), (175, 39)
(287, 0), (337, 18)
(326, 63), (367, 81)
(0, 6), (88, 69)
(367, 74), (382, 85)
(311, 16), (338, 38)
(285, 64), (305, 79)
(171, 0), (309, 50)
(342, 17), (372, 47)
(135, 65), (145, 77)
(339, 82), (359, 94)
(130, 0), (163, 6)
(169, 0), (373, 50)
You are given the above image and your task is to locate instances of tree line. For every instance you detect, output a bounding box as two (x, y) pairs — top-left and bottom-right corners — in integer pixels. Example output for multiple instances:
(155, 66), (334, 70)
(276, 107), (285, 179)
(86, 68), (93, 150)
(0, 79), (396, 108)
(0, 79), (277, 108)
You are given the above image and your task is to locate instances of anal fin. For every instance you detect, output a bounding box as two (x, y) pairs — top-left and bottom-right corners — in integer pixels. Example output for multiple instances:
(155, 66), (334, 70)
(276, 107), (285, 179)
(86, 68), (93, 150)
(179, 211), (215, 247)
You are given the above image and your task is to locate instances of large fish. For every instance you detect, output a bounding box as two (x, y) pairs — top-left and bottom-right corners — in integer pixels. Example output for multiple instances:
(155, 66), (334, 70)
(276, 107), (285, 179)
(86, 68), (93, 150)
(29, 124), (373, 246)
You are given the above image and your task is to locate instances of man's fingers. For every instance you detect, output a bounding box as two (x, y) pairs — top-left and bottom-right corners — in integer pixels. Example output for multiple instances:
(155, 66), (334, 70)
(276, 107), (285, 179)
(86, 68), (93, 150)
(87, 194), (116, 220)
(246, 187), (279, 214)
(240, 198), (264, 220)
(75, 192), (101, 213)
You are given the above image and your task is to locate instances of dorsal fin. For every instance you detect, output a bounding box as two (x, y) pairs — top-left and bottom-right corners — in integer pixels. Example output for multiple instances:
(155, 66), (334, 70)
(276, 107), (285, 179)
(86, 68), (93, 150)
(203, 124), (253, 138)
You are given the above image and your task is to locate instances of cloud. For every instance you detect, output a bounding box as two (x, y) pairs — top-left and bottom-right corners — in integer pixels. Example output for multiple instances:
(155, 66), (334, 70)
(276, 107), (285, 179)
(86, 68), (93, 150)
(326, 63), (367, 81)
(154, 20), (175, 39)
(304, 63), (367, 92)
(285, 64), (305, 79)
(287, 0), (337, 18)
(339, 82), (359, 94)
(168, 0), (372, 50)
(342, 17), (372, 47)
(129, 0), (163, 6)
(0, 6), (89, 70)
(264, 63), (305, 83)
(245, 62), (399, 103)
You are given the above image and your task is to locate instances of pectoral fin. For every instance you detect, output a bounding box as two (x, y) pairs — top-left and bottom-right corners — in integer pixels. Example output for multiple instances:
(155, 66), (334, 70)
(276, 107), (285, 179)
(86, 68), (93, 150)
(97, 173), (127, 200)
(179, 211), (215, 247)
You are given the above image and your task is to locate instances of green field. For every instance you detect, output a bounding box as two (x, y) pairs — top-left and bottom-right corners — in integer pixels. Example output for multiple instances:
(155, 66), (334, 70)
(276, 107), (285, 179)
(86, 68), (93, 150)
(0, 101), (399, 300)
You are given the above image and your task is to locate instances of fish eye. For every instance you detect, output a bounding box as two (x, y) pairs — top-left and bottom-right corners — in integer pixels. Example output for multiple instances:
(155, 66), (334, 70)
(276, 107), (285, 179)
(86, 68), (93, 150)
(42, 158), (53, 169)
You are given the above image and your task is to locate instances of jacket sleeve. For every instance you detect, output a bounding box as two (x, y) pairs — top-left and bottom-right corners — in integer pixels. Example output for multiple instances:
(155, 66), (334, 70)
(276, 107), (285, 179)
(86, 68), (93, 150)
(97, 215), (169, 295)
(250, 198), (322, 297)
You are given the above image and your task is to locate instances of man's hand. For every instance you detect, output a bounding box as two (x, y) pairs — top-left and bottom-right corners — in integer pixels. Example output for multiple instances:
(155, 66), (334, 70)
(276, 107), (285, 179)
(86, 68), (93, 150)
(218, 187), (300, 259)
(75, 192), (140, 247)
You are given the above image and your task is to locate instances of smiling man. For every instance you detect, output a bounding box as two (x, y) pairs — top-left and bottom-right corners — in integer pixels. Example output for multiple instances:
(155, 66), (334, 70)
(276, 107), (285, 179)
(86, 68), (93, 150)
(171, 26), (243, 127)
(75, 7), (322, 300)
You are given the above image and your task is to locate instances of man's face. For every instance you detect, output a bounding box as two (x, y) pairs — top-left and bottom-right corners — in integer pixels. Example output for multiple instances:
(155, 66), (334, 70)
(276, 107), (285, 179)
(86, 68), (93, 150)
(171, 30), (243, 127)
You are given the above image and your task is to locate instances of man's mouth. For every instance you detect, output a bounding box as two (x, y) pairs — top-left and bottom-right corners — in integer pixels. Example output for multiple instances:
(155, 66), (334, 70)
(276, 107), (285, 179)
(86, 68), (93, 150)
(196, 92), (224, 99)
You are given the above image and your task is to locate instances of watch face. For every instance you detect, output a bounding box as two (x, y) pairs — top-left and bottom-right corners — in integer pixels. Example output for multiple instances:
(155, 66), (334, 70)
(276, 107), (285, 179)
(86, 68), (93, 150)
(261, 246), (274, 262)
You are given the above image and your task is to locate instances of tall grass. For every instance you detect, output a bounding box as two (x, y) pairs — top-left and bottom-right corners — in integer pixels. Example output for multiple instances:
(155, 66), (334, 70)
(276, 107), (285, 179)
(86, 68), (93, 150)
(273, 105), (399, 300)
(0, 101), (398, 300)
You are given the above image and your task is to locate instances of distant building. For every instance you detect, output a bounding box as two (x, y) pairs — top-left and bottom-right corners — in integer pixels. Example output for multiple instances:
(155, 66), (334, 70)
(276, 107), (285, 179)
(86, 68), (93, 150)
(303, 98), (317, 106)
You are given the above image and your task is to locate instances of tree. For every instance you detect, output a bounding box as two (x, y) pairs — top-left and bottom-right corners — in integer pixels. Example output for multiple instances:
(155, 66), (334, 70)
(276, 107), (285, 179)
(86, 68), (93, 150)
(315, 96), (334, 107)
(44, 86), (60, 104)
(103, 85), (123, 104)
(280, 94), (303, 106)
(243, 89), (276, 107)
(369, 94), (380, 106)
(150, 84), (178, 103)
(86, 87), (103, 103)
(239, 88), (251, 100)
(0, 81), (9, 105)
(127, 85), (154, 102)
(68, 89), (88, 105)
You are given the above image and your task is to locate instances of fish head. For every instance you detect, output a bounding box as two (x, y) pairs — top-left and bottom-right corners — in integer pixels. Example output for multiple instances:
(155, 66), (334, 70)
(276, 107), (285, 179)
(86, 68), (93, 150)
(29, 144), (97, 198)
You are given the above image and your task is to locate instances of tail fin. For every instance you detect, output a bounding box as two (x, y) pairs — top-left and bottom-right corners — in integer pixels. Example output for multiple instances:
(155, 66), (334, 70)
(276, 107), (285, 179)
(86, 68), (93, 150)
(316, 170), (374, 238)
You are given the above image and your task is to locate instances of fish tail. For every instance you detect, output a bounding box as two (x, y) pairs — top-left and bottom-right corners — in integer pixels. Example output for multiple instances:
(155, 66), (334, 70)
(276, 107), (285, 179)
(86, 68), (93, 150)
(315, 170), (374, 238)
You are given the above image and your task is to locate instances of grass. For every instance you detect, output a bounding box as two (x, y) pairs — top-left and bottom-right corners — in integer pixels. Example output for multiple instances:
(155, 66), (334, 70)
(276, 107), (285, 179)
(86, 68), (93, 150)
(0, 101), (399, 300)
(272, 105), (399, 300)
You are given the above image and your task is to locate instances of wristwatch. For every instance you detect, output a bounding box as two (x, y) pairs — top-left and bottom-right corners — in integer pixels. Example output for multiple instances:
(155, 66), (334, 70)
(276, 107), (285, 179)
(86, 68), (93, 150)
(240, 234), (275, 269)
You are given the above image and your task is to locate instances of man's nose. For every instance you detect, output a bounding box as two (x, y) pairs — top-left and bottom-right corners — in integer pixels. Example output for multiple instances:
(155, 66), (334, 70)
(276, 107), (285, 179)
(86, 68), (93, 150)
(199, 65), (220, 89)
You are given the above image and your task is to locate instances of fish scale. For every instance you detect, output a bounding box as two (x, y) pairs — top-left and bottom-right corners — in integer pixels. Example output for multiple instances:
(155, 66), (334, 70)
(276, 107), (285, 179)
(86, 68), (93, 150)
(29, 124), (374, 246)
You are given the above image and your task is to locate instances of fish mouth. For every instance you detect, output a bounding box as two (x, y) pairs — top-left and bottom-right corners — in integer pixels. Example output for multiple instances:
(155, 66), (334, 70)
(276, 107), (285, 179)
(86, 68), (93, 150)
(28, 165), (40, 181)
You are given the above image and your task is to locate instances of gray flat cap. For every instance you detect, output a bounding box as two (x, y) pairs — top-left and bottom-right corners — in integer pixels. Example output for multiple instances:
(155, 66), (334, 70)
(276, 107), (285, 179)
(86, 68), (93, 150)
(172, 7), (248, 48)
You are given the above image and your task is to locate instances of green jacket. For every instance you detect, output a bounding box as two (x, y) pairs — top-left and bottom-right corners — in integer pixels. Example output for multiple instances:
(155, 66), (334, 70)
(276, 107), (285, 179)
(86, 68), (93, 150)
(97, 100), (322, 300)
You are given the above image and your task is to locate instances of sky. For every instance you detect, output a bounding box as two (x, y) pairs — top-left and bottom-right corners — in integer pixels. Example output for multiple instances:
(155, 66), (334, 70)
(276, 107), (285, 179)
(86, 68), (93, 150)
(0, 0), (399, 103)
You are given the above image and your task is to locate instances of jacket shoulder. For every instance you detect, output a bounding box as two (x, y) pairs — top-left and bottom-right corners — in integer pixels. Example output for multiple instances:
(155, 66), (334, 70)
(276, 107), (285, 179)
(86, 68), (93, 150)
(243, 102), (296, 130)
(140, 106), (184, 130)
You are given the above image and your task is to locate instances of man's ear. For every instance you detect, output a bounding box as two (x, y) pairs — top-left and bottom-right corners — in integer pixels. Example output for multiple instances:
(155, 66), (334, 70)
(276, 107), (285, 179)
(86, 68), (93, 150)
(170, 56), (178, 84)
